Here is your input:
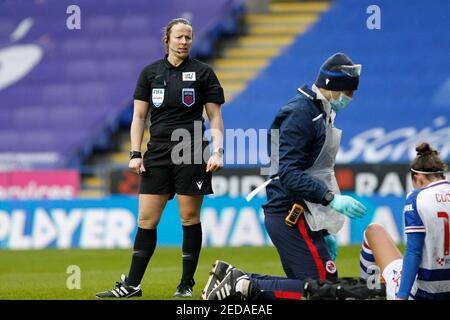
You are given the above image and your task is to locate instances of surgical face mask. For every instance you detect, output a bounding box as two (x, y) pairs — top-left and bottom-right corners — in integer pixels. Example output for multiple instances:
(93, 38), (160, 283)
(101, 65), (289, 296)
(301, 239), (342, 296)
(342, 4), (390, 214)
(330, 93), (352, 112)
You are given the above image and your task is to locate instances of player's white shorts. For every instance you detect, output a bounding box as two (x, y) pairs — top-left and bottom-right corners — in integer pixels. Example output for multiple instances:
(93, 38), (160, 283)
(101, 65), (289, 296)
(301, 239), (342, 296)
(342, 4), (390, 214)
(381, 259), (403, 300)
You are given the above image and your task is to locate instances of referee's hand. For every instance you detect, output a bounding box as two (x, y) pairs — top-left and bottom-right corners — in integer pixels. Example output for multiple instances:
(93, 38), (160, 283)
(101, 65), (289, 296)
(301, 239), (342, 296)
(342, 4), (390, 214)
(206, 153), (223, 172)
(129, 158), (146, 175)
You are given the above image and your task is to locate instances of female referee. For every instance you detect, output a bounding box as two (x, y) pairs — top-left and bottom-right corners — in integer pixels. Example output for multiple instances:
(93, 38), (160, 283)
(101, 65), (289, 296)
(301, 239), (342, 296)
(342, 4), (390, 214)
(97, 17), (225, 298)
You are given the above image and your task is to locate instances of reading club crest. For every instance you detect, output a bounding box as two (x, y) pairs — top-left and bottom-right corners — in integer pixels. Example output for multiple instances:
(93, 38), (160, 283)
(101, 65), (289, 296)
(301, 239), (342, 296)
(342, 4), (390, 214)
(182, 88), (195, 107)
(326, 260), (337, 274)
(152, 88), (164, 108)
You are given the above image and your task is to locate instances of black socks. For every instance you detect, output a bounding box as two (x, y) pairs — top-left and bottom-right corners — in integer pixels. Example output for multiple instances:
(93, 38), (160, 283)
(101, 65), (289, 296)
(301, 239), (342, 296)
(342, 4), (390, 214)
(127, 224), (202, 287)
(127, 227), (157, 287)
(181, 223), (202, 284)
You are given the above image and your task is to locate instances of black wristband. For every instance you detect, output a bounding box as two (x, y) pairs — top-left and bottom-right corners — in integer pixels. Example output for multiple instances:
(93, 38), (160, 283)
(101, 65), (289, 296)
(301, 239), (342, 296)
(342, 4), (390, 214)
(130, 151), (142, 160)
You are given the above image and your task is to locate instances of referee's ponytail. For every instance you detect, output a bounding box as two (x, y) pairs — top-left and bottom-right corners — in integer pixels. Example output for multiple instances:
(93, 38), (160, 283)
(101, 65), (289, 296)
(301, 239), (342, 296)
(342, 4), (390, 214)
(411, 143), (446, 179)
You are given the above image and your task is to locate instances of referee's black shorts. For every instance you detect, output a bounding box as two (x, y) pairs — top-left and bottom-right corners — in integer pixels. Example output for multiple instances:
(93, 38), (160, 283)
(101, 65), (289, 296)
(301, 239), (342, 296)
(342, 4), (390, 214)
(139, 140), (213, 197)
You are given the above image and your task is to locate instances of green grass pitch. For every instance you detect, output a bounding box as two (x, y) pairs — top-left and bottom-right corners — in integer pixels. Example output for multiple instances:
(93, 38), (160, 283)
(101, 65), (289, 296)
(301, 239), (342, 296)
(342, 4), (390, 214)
(0, 246), (365, 300)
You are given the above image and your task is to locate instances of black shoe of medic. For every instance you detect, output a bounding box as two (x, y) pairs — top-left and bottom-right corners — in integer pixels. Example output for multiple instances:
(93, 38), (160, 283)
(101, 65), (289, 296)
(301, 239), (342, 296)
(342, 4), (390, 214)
(173, 279), (195, 298)
(303, 277), (386, 300)
(95, 274), (142, 298)
(206, 268), (249, 300)
(202, 260), (234, 300)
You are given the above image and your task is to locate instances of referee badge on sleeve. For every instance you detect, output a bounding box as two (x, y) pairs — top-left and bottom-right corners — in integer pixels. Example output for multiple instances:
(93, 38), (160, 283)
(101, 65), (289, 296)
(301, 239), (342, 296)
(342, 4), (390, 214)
(152, 88), (164, 108)
(182, 88), (195, 107)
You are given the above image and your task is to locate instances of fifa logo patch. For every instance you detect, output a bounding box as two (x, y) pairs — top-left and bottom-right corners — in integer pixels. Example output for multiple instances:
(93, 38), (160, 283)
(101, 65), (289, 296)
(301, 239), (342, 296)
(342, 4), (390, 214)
(325, 260), (337, 274)
(152, 88), (164, 108)
(182, 88), (195, 107)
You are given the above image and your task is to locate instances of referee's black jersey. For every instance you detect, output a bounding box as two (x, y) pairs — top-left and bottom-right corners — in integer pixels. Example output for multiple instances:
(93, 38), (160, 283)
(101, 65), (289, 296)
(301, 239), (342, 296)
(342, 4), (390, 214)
(133, 55), (225, 141)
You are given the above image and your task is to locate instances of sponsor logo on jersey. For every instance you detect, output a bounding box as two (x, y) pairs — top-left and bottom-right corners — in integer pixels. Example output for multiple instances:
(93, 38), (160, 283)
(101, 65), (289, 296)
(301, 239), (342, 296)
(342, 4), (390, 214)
(182, 88), (195, 107)
(182, 72), (196, 81)
(152, 88), (164, 107)
(325, 260), (337, 274)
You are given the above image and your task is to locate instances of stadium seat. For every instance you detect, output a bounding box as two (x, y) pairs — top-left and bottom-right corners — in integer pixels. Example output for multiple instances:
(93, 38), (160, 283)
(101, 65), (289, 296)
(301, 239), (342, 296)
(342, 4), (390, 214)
(93, 38), (125, 56)
(41, 84), (74, 104)
(119, 15), (151, 34)
(126, 37), (162, 58)
(100, 59), (135, 79)
(65, 59), (100, 80)
(60, 39), (92, 57)
(73, 82), (109, 104)
(0, 20), (14, 38)
(0, 131), (20, 152)
(85, 15), (117, 35)
(12, 106), (48, 130)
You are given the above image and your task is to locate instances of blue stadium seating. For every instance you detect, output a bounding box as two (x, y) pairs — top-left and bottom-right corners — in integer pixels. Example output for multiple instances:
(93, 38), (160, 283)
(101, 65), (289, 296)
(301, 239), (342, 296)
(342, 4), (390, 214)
(222, 0), (450, 165)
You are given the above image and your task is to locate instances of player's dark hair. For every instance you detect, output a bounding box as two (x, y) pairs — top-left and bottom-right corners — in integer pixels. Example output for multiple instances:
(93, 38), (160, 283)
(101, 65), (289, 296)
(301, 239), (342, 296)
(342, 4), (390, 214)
(162, 18), (193, 53)
(410, 143), (446, 180)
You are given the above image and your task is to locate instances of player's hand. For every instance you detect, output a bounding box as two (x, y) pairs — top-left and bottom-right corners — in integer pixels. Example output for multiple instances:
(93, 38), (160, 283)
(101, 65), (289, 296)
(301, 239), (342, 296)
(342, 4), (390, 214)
(324, 234), (338, 261)
(206, 153), (223, 172)
(129, 158), (146, 175)
(330, 194), (367, 219)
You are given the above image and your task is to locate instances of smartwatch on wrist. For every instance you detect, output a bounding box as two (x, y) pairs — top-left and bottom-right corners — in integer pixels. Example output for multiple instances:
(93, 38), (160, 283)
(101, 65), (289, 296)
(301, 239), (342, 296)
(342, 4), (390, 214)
(130, 151), (142, 160)
(323, 191), (335, 205)
(213, 147), (224, 157)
